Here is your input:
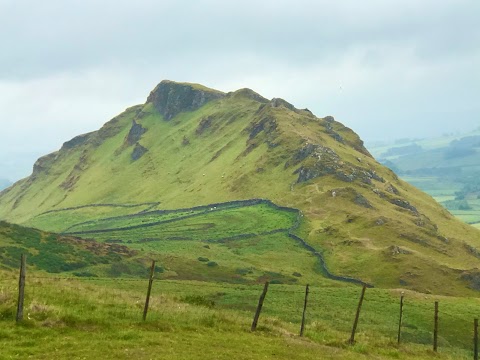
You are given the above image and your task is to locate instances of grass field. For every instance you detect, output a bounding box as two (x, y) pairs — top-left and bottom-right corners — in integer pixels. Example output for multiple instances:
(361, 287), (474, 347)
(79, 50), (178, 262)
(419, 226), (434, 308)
(64, 202), (295, 238)
(0, 269), (478, 359)
(399, 175), (480, 226)
(27, 203), (159, 233)
(20, 201), (336, 286)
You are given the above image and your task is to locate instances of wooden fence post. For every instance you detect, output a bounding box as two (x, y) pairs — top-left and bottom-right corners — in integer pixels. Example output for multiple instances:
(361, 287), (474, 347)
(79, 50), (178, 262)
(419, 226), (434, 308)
(251, 282), (269, 331)
(349, 284), (367, 345)
(474, 318), (478, 360)
(397, 293), (404, 344)
(16, 254), (26, 322)
(142, 260), (156, 321)
(300, 284), (310, 336)
(433, 301), (439, 352)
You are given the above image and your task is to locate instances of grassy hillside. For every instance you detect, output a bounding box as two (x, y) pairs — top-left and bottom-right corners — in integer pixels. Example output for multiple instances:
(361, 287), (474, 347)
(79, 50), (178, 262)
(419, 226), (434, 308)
(1, 81), (480, 295)
(1, 268), (479, 359)
(0, 221), (150, 277)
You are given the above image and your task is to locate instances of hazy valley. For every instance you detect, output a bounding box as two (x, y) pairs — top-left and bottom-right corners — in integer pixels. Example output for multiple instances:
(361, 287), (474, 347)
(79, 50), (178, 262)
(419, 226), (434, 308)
(369, 130), (480, 230)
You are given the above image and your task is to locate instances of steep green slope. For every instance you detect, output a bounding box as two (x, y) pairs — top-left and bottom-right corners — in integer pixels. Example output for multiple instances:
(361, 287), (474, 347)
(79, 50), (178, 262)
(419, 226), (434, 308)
(1, 80), (480, 294)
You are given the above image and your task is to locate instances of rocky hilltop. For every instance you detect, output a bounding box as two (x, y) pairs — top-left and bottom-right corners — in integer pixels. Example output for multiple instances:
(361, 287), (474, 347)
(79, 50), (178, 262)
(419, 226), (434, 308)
(1, 80), (480, 294)
(147, 80), (225, 120)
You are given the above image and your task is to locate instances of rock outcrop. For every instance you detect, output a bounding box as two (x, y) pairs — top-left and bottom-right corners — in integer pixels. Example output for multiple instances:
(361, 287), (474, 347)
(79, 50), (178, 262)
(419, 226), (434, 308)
(147, 80), (225, 120)
(131, 143), (148, 161)
(61, 132), (94, 150)
(125, 120), (147, 146)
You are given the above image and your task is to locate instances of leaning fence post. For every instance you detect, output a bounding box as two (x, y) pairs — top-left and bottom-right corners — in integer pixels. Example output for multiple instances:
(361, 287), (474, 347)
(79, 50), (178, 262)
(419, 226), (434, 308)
(349, 284), (367, 345)
(16, 254), (26, 322)
(397, 293), (404, 344)
(251, 282), (269, 331)
(300, 284), (310, 336)
(142, 260), (156, 321)
(474, 318), (478, 360)
(433, 301), (439, 352)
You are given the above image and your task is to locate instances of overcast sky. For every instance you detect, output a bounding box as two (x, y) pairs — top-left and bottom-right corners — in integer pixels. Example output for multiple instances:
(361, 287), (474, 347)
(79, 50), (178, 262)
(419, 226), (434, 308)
(1, 0), (479, 181)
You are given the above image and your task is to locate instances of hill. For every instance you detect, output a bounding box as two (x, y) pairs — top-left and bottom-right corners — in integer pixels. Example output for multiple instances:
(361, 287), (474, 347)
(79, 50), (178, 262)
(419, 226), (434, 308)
(1, 80), (480, 295)
(368, 130), (480, 229)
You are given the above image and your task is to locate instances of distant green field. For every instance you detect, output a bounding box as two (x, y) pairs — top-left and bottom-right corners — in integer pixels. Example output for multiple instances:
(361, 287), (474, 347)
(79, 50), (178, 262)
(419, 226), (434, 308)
(368, 129), (480, 229)
(398, 175), (480, 226)
(450, 211), (480, 223)
(66, 203), (296, 242)
(433, 196), (456, 203)
(400, 176), (460, 195)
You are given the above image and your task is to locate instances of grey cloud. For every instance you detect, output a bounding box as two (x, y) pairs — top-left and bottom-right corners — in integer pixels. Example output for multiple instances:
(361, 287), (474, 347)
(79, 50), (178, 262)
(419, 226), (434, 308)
(1, 0), (479, 79)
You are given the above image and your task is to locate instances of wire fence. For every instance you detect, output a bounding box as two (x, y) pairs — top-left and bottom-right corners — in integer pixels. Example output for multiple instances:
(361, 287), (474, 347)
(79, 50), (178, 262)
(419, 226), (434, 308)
(1, 264), (479, 358)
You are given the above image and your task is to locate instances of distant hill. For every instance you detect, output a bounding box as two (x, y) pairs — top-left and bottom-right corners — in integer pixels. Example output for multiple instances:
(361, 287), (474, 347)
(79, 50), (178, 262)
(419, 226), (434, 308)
(1, 80), (480, 295)
(0, 178), (12, 191)
(369, 129), (480, 229)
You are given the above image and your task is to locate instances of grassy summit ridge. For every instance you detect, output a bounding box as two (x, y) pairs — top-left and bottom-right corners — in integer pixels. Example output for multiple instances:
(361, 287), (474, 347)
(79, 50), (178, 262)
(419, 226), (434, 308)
(1, 80), (480, 294)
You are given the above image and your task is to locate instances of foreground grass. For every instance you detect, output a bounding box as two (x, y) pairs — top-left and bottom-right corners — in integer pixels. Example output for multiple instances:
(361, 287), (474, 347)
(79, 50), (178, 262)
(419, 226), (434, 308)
(0, 271), (477, 359)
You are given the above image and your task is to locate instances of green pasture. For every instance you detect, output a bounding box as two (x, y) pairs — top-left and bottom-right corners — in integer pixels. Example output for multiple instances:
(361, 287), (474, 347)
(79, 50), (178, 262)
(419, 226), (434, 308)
(450, 211), (480, 224)
(399, 175), (480, 226)
(400, 176), (460, 195)
(54, 202), (327, 285)
(28, 203), (157, 233)
(15, 202), (332, 285)
(433, 196), (456, 203)
(65, 203), (296, 242)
